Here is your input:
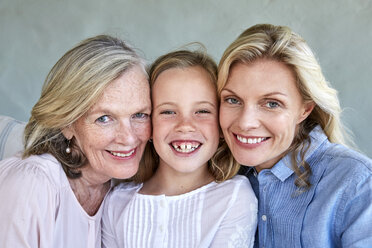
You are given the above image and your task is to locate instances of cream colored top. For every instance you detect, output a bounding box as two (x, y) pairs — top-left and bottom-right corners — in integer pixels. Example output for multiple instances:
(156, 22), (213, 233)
(0, 153), (108, 248)
(102, 175), (258, 248)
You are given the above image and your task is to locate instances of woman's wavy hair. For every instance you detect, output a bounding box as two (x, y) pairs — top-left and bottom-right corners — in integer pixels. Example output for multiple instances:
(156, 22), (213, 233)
(23, 35), (146, 178)
(218, 24), (352, 191)
(131, 47), (240, 183)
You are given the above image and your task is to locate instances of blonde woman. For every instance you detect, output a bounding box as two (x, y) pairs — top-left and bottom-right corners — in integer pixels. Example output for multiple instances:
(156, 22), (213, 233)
(218, 23), (372, 247)
(0, 35), (151, 247)
(102, 49), (257, 248)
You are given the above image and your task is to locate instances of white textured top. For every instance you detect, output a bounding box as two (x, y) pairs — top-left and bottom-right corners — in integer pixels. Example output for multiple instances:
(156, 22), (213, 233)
(0, 153), (107, 248)
(102, 175), (258, 248)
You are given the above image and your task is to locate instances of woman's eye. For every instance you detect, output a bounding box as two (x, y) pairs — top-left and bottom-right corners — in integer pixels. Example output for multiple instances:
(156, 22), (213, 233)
(266, 101), (280, 108)
(160, 110), (175, 115)
(225, 97), (240, 105)
(96, 115), (111, 123)
(133, 113), (150, 119)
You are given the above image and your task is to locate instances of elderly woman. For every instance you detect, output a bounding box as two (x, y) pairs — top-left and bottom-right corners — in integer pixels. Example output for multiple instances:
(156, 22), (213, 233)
(0, 35), (151, 247)
(218, 24), (372, 247)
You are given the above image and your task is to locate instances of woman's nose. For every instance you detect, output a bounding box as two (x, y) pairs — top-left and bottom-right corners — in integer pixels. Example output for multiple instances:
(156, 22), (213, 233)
(237, 106), (260, 131)
(116, 121), (137, 145)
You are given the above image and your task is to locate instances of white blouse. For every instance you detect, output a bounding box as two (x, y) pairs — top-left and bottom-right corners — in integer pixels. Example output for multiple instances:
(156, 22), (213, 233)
(0, 153), (107, 248)
(102, 175), (258, 248)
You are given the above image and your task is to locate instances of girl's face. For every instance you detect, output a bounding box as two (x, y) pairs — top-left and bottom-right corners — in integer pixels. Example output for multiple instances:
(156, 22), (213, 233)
(63, 66), (152, 183)
(151, 66), (220, 175)
(219, 60), (314, 172)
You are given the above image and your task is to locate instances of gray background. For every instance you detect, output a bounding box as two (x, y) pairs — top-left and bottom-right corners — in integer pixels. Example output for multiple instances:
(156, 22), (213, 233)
(0, 0), (371, 157)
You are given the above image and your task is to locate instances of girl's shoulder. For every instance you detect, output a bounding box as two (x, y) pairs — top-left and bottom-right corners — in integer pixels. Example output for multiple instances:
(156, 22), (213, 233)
(205, 175), (256, 202)
(212, 175), (253, 192)
(106, 181), (143, 203)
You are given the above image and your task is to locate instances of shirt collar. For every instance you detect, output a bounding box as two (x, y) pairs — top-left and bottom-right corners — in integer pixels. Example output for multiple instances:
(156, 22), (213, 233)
(244, 125), (328, 182)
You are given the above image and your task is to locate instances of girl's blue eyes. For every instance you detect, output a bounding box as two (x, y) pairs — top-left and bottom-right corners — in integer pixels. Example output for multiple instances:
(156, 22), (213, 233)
(160, 110), (210, 115)
(160, 110), (175, 115)
(196, 110), (210, 114)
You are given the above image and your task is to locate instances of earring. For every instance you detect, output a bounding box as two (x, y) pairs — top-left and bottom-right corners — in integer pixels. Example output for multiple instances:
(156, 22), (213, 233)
(66, 139), (71, 154)
(149, 138), (153, 143)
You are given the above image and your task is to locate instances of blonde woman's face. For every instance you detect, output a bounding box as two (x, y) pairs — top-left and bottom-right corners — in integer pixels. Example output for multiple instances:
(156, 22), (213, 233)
(64, 65), (151, 183)
(219, 60), (313, 172)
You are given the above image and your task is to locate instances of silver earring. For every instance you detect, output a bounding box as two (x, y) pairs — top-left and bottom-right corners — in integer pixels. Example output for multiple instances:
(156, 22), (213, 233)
(66, 139), (71, 154)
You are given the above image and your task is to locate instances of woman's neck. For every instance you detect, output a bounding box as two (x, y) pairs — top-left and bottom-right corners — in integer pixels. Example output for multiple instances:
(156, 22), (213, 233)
(140, 162), (214, 196)
(68, 166), (111, 216)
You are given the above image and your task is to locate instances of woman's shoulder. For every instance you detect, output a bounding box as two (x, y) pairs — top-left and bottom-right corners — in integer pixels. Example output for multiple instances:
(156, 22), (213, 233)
(311, 143), (372, 192)
(0, 153), (67, 189)
(321, 143), (371, 174)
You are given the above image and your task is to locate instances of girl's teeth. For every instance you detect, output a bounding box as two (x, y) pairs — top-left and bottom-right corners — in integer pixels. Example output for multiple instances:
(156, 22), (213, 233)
(172, 143), (200, 153)
(110, 150), (134, 157)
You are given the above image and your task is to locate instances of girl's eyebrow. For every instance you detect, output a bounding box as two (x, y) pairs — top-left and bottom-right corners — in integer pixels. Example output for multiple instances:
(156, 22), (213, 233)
(154, 101), (217, 110)
(153, 102), (176, 110)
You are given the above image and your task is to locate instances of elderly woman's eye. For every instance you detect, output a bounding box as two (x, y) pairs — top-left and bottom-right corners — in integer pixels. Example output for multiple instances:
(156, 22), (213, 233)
(96, 115), (111, 123)
(133, 113), (149, 119)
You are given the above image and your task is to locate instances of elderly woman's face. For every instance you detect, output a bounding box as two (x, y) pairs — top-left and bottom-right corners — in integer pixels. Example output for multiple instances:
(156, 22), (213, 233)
(219, 60), (313, 172)
(65, 65), (151, 182)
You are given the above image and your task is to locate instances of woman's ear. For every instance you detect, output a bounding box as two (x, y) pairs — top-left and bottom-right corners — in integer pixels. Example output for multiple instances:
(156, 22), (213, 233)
(298, 101), (315, 124)
(61, 125), (74, 140)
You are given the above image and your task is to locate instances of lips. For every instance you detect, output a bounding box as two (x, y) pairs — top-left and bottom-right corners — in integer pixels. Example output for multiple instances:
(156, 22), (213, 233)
(170, 141), (201, 153)
(236, 134), (269, 144)
(108, 149), (136, 158)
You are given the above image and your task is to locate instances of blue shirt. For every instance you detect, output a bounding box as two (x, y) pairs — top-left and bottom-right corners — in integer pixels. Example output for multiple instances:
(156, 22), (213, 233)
(240, 126), (372, 248)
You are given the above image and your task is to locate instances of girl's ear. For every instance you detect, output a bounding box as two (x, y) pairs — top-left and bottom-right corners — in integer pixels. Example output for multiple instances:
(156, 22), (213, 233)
(298, 101), (315, 124)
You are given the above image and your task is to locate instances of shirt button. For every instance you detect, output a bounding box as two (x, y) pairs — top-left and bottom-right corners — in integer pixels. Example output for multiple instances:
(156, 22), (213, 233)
(262, 215), (267, 221)
(160, 199), (165, 208)
(159, 225), (164, 232)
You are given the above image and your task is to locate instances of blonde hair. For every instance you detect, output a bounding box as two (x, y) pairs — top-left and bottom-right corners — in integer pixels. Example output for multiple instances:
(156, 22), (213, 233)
(132, 49), (240, 183)
(218, 24), (352, 190)
(23, 35), (146, 178)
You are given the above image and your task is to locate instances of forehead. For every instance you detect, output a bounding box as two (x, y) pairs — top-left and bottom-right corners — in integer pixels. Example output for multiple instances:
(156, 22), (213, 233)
(153, 66), (217, 100)
(225, 60), (298, 93)
(91, 66), (150, 111)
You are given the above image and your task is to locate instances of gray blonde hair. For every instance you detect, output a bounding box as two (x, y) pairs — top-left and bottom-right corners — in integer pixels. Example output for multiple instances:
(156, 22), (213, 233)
(131, 48), (240, 183)
(23, 35), (146, 178)
(218, 24), (351, 190)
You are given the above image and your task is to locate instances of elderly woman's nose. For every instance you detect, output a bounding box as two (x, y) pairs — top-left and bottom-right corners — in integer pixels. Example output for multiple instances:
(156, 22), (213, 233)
(116, 121), (137, 144)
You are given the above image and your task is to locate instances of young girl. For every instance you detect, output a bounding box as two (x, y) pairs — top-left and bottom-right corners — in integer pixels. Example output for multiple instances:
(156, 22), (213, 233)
(102, 49), (257, 247)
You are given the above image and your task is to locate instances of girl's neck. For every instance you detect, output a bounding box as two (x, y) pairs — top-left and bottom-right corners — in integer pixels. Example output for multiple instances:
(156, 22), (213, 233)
(140, 162), (214, 196)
